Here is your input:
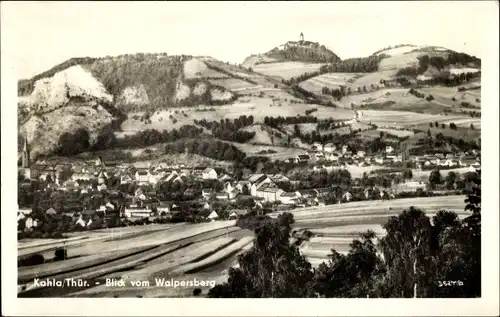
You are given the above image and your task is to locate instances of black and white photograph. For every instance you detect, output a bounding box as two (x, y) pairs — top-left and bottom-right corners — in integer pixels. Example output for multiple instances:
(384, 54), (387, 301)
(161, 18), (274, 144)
(2, 1), (499, 316)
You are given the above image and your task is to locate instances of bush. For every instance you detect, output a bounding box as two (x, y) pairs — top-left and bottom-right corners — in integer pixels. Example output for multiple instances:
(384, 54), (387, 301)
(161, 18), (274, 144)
(193, 288), (202, 296)
(18, 254), (45, 267)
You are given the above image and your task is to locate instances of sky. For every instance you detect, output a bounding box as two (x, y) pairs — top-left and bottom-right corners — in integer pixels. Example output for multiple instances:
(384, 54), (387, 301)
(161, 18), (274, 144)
(1, 1), (496, 79)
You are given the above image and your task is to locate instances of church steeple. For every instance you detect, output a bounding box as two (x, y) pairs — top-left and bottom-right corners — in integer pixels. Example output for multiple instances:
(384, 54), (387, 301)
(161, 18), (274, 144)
(22, 135), (30, 168)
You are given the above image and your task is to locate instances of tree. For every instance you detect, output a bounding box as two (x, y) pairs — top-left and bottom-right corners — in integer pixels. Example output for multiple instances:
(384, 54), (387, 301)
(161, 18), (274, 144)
(313, 230), (383, 297)
(57, 128), (91, 156)
(193, 288), (202, 296)
(470, 123), (475, 130)
(54, 248), (68, 261)
(445, 171), (457, 189)
(428, 169), (442, 189)
(208, 214), (314, 297)
(375, 207), (434, 298)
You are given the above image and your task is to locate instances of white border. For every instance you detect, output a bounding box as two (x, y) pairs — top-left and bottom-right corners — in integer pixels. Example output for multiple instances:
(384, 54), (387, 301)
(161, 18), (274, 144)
(2, 1), (499, 316)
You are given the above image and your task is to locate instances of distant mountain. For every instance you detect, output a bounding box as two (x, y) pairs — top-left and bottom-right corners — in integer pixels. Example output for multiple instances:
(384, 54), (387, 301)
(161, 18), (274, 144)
(242, 38), (341, 68)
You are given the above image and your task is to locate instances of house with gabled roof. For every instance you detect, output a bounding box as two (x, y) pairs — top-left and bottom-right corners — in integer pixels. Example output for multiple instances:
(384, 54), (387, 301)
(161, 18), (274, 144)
(256, 184), (284, 202)
(202, 188), (214, 200)
(296, 154), (311, 162)
(270, 174), (290, 183)
(191, 167), (206, 179)
(45, 207), (57, 215)
(236, 180), (251, 194)
(250, 176), (273, 197)
(218, 174), (232, 182)
(279, 191), (300, 205)
(120, 174), (134, 184)
(216, 191), (229, 200)
(342, 191), (353, 202)
(202, 168), (218, 180)
(312, 142), (323, 152)
(135, 169), (150, 184)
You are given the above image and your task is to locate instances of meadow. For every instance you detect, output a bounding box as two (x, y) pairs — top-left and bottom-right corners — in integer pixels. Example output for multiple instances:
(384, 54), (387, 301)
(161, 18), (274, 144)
(253, 62), (327, 80)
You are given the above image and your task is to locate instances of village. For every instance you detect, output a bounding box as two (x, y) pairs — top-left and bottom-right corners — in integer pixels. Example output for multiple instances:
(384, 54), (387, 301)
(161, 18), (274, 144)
(17, 134), (481, 236)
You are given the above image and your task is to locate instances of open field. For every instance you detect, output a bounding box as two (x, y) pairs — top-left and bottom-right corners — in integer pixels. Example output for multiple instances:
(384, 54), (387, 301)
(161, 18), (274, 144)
(183, 58), (230, 79)
(328, 121), (372, 135)
(209, 78), (257, 91)
(299, 73), (363, 92)
(412, 167), (473, 182)
(342, 88), (470, 115)
(346, 70), (399, 91)
(241, 124), (290, 146)
(253, 62), (327, 80)
(358, 110), (471, 128)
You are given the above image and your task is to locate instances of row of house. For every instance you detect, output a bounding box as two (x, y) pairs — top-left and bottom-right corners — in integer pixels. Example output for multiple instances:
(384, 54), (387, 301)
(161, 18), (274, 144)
(414, 154), (480, 169)
(310, 143), (394, 155)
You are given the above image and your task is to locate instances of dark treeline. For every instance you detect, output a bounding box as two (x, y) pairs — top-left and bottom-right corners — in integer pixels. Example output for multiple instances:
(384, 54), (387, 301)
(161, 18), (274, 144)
(317, 119), (347, 131)
(283, 72), (321, 85)
(408, 88), (426, 98)
(320, 54), (389, 73)
(194, 115), (255, 143)
(203, 62), (259, 85)
(391, 52), (481, 88)
(264, 115), (318, 128)
(321, 86), (352, 101)
(267, 43), (341, 64)
(418, 53), (481, 73)
(56, 125), (204, 156)
(411, 131), (480, 155)
(165, 138), (246, 162)
(418, 72), (479, 87)
(289, 85), (322, 102)
(93, 126), (204, 151)
(304, 108), (318, 116)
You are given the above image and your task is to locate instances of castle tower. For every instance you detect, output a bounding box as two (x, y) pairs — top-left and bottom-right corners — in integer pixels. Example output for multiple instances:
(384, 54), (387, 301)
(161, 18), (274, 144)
(22, 135), (30, 168)
(300, 32), (304, 42)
